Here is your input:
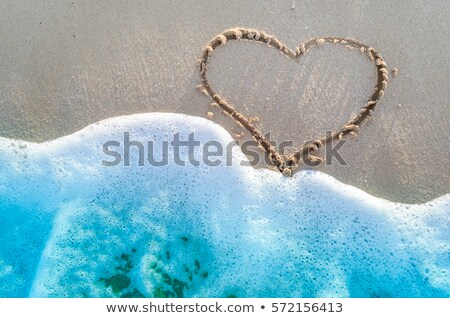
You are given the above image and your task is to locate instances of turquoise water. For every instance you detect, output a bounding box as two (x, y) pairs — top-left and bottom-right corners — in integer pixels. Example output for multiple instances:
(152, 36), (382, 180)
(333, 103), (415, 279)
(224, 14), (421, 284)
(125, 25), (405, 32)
(0, 113), (449, 297)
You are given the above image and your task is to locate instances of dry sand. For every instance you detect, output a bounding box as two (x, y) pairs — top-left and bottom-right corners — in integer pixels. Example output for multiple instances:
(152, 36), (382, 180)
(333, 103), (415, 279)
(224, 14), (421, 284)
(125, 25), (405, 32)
(0, 0), (448, 203)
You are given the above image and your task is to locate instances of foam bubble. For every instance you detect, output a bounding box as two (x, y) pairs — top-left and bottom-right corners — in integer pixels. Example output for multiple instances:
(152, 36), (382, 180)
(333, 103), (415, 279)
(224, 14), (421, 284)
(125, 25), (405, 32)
(0, 113), (448, 297)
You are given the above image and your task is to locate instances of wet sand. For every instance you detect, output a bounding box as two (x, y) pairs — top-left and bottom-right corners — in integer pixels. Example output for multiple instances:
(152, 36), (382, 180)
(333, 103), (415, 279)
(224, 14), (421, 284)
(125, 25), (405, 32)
(0, 0), (448, 203)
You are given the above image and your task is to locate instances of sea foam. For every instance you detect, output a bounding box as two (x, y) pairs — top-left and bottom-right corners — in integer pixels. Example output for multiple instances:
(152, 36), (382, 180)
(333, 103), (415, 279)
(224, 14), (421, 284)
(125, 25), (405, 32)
(0, 113), (448, 297)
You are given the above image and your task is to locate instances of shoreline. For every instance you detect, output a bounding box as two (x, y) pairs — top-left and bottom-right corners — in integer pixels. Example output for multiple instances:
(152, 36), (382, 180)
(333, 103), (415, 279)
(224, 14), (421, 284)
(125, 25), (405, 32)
(0, 0), (448, 204)
(1, 112), (448, 204)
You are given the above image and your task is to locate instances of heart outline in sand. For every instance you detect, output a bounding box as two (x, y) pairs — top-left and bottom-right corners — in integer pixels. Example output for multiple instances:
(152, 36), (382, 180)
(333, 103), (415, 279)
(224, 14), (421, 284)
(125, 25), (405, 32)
(197, 28), (388, 175)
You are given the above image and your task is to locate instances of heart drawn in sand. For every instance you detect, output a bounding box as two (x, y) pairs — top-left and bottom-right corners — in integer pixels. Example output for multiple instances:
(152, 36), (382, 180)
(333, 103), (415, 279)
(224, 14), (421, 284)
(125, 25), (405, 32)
(197, 28), (388, 176)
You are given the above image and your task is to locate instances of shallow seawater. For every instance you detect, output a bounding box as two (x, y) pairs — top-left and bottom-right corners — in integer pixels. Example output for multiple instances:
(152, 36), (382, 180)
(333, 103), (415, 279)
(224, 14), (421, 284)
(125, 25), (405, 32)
(0, 113), (448, 297)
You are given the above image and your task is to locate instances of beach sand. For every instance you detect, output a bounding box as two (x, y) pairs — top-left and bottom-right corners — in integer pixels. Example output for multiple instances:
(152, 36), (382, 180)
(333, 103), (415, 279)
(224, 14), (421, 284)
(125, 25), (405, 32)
(0, 0), (448, 203)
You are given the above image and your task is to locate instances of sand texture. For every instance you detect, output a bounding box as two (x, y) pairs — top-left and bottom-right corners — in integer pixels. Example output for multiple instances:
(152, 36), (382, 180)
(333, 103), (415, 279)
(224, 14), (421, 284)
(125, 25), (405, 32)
(0, 0), (448, 203)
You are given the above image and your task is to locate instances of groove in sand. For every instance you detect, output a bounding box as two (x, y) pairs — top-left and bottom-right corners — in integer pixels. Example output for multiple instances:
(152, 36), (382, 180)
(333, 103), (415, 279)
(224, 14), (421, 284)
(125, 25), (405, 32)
(197, 27), (388, 176)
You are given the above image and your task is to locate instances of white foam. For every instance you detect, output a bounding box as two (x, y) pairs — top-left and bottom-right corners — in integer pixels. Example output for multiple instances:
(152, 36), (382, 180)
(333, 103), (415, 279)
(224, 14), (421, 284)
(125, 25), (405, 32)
(0, 113), (448, 297)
